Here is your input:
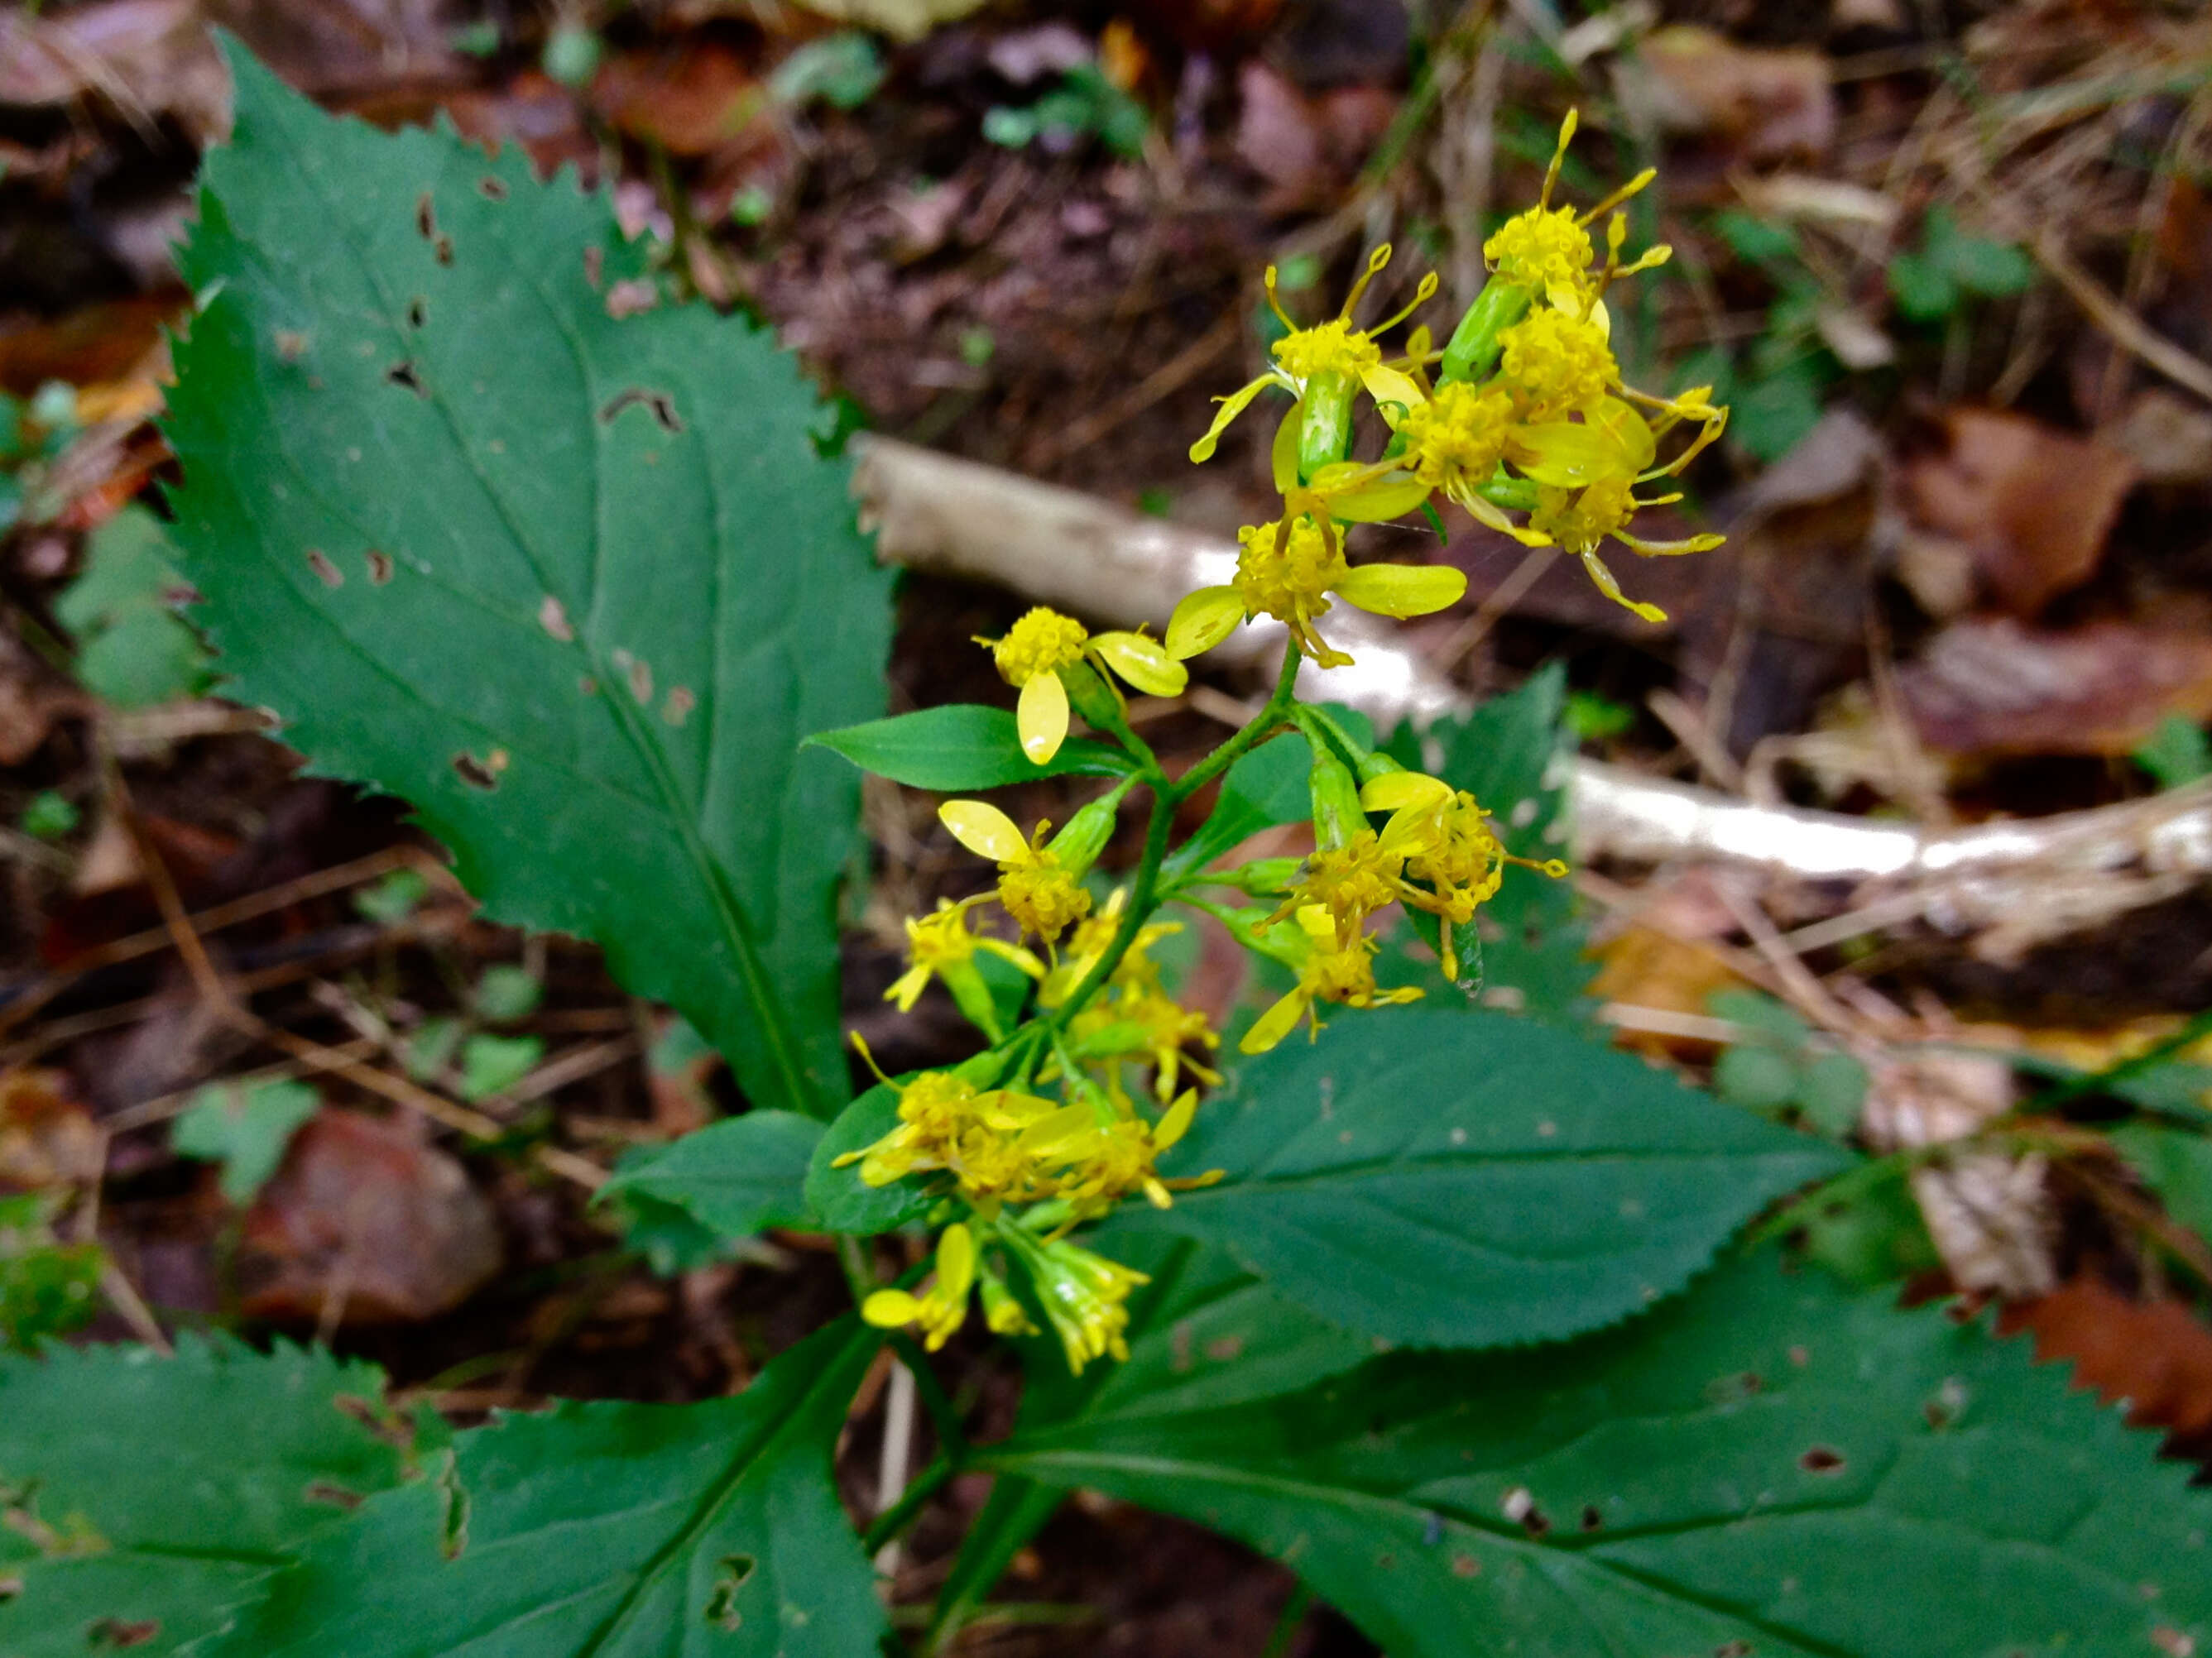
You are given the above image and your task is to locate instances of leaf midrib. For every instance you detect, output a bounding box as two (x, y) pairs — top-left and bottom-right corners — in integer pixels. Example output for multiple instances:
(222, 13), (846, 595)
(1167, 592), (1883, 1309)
(243, 113), (818, 1116)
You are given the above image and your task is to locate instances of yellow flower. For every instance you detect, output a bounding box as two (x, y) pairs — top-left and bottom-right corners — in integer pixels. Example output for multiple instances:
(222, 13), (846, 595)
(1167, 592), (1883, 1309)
(862, 1223), (977, 1349)
(939, 801), (1094, 946)
(832, 1057), (1057, 1191)
(976, 1267), (1036, 1335)
(1358, 770), (1567, 980)
(1241, 909), (1421, 1054)
(1001, 1229), (1149, 1374)
(1117, 988), (1223, 1101)
(1165, 515), (1466, 668)
(1189, 244), (1437, 463)
(1266, 830), (1415, 950)
(1039, 1090), (1218, 1213)
(1481, 110), (1663, 311)
(1527, 474), (1724, 625)
(1498, 306), (1618, 422)
(978, 607), (1188, 764)
(1399, 381), (1517, 493)
(883, 897), (1044, 1030)
(1039, 888), (1182, 1007)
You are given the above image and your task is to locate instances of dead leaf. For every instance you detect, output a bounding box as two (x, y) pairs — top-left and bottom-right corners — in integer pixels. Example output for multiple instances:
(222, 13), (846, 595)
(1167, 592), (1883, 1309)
(2104, 388), (2212, 485)
(0, 299), (180, 399)
(239, 1109), (501, 1325)
(1628, 25), (1835, 161)
(591, 44), (767, 158)
(1900, 410), (2138, 616)
(2001, 1279), (2212, 1438)
(0, 0), (228, 141)
(0, 1070), (103, 1192)
(1233, 60), (1396, 211)
(1898, 617), (2212, 755)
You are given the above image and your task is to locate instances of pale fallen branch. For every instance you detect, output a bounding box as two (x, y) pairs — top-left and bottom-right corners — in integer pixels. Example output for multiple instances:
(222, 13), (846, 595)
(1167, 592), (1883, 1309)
(852, 435), (2212, 954)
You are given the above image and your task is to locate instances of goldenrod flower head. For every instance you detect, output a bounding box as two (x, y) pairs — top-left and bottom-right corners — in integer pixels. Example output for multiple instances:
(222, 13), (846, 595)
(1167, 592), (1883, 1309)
(1005, 1229), (1149, 1374)
(1485, 206), (1595, 307)
(1241, 918), (1423, 1055)
(1399, 381), (1516, 491)
(884, 897), (1044, 1017)
(1120, 988), (1221, 1101)
(1499, 307), (1617, 421)
(1360, 769), (1569, 980)
(940, 801), (1095, 946)
(1524, 475), (1722, 625)
(1189, 244), (1437, 464)
(862, 1223), (977, 1349)
(976, 608), (1187, 764)
(947, 1119), (1063, 1212)
(1278, 831), (1409, 950)
(976, 1266), (1036, 1335)
(1165, 515), (1466, 668)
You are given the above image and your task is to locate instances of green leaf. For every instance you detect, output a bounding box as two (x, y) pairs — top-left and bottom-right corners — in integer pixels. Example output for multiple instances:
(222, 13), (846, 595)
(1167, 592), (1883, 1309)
(804, 1081), (936, 1234)
(1713, 207), (1801, 269)
(173, 1077), (322, 1204)
(353, 867), (429, 924)
(18, 791), (77, 841)
(458, 1033), (542, 1100)
(226, 1319), (889, 1657)
(2114, 1121), (2212, 1241)
(472, 964), (544, 1023)
(54, 507), (213, 709)
(1105, 1006), (1847, 1348)
(1731, 358), (1828, 462)
(1391, 664), (1588, 1019)
(807, 705), (1134, 791)
(0, 1336), (406, 1656)
(0, 1194), (103, 1351)
(602, 1109), (823, 1239)
(1888, 249), (1958, 323)
(2134, 713), (2212, 790)
(768, 31), (885, 110)
(164, 44), (891, 1119)
(1163, 732), (1314, 882)
(986, 1248), (2212, 1658)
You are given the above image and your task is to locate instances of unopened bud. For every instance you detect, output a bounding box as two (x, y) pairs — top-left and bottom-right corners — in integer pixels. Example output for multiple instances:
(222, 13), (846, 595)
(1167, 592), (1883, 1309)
(1440, 280), (1533, 385)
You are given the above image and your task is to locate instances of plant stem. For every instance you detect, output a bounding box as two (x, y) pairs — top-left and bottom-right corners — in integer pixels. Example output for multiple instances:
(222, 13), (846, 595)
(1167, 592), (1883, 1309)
(862, 1451), (955, 1554)
(1172, 639), (1303, 805)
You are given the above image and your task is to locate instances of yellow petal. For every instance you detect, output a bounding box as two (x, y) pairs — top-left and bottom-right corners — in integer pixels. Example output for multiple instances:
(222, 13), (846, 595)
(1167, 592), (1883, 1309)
(1092, 631), (1189, 697)
(1019, 1104), (1102, 1157)
(1270, 401), (1303, 494)
(1190, 375), (1277, 463)
(1332, 563), (1467, 619)
(937, 1223), (976, 1297)
(1326, 473), (1435, 524)
(940, 798), (1029, 863)
(1166, 587), (1245, 660)
(1466, 491), (1552, 548)
(976, 936), (1047, 979)
(1359, 770), (1453, 812)
(885, 964), (932, 1010)
(1018, 670), (1070, 764)
(1240, 987), (1308, 1055)
(862, 1289), (923, 1328)
(1360, 363), (1425, 422)
(1578, 549), (1667, 624)
(1155, 1089), (1198, 1150)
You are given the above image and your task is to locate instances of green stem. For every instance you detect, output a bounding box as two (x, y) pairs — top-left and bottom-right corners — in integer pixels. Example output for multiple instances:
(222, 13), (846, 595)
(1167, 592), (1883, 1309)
(1171, 639), (1303, 806)
(862, 1451), (955, 1554)
(1260, 1583), (1317, 1658)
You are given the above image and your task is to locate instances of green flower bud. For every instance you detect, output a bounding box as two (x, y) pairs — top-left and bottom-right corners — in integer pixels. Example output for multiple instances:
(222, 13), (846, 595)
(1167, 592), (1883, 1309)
(1046, 778), (1134, 877)
(1308, 743), (1365, 851)
(1295, 370), (1360, 482)
(1439, 280), (1533, 385)
(1059, 659), (1125, 732)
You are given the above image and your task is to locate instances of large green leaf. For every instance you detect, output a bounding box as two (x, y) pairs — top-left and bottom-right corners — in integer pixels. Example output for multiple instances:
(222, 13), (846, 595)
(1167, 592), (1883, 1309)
(165, 44), (891, 1118)
(600, 1109), (822, 1239)
(0, 1337), (406, 1657)
(222, 1319), (887, 1657)
(986, 1247), (2212, 1658)
(1389, 663), (1590, 1019)
(1105, 1006), (1848, 1347)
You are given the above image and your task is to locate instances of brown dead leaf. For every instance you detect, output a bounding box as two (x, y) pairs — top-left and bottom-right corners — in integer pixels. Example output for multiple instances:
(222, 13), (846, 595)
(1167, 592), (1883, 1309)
(2000, 1278), (2212, 1438)
(1629, 25), (1835, 162)
(0, 627), (79, 768)
(1901, 410), (2138, 616)
(1898, 617), (2212, 755)
(0, 1070), (103, 1192)
(1586, 874), (1752, 1057)
(0, 299), (180, 399)
(239, 1109), (501, 1325)
(0, 0), (228, 141)
(1233, 60), (1396, 211)
(2104, 388), (2212, 486)
(591, 44), (768, 159)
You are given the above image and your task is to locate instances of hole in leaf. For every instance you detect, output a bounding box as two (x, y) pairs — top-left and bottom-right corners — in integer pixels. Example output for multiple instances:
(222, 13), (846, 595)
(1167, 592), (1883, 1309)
(434, 235), (453, 266)
(1448, 1554), (1480, 1579)
(306, 549), (343, 588)
(583, 245), (604, 290)
(478, 176), (508, 201)
(88, 1620), (160, 1649)
(303, 1481), (363, 1510)
(1580, 1505), (1602, 1532)
(704, 1555), (756, 1631)
(2152, 1628), (2195, 1656)
(386, 361), (427, 397)
(539, 596), (575, 642)
(366, 550), (394, 585)
(453, 752), (501, 791)
(661, 687), (695, 727)
(415, 193), (436, 241)
(1714, 1643), (1754, 1657)
(407, 296), (427, 328)
(1797, 1445), (1845, 1474)
(0, 1577), (19, 1604)
(597, 388), (684, 433)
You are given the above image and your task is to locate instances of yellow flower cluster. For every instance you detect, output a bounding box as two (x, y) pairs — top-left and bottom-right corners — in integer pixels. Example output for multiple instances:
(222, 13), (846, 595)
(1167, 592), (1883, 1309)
(1172, 109), (1727, 649)
(978, 606), (1185, 764)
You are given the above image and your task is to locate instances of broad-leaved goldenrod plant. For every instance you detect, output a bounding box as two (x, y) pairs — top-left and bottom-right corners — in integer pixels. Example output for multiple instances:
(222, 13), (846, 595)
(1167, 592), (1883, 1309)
(7, 47), (2209, 1658)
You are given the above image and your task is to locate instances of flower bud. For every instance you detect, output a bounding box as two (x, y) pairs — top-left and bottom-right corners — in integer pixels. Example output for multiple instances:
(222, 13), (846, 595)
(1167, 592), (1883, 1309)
(1047, 779), (1133, 877)
(1439, 280), (1533, 385)
(1308, 742), (1366, 851)
(1058, 659), (1125, 731)
(1296, 371), (1360, 480)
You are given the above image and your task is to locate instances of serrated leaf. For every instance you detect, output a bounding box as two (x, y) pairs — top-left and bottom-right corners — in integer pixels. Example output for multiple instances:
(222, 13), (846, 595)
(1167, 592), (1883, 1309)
(224, 1319), (888, 1657)
(986, 1247), (2212, 1658)
(164, 44), (890, 1119)
(54, 507), (212, 709)
(1389, 664), (1588, 1019)
(602, 1109), (822, 1239)
(1104, 1006), (1847, 1347)
(807, 705), (1134, 790)
(0, 1336), (405, 1656)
